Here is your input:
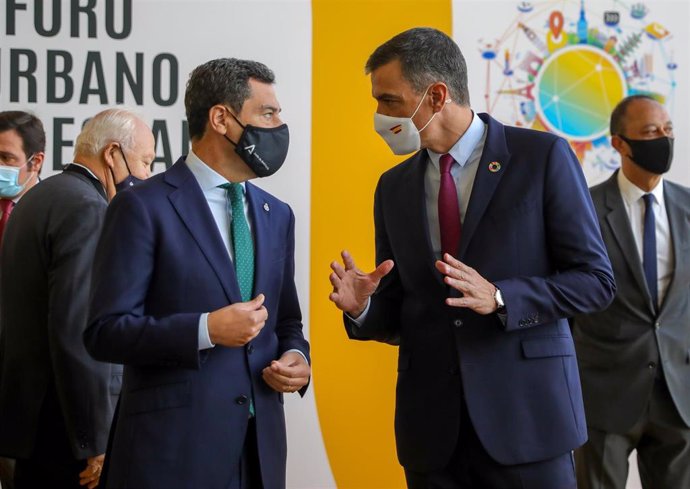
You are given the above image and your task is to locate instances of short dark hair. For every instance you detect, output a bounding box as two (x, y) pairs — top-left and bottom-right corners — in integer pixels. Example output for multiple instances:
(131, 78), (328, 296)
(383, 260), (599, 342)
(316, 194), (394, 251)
(609, 94), (657, 136)
(0, 111), (46, 158)
(365, 27), (470, 106)
(184, 58), (275, 140)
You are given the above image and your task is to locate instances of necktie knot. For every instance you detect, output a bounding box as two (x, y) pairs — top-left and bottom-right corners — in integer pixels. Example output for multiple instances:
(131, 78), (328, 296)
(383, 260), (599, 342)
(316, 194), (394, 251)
(219, 182), (243, 204)
(643, 193), (655, 208)
(440, 154), (454, 174)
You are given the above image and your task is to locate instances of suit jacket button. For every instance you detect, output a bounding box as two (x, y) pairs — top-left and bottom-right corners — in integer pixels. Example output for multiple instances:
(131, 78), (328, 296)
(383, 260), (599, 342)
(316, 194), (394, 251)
(80, 443), (87, 449)
(655, 322), (661, 329)
(648, 362), (656, 369)
(453, 319), (463, 328)
(235, 395), (248, 405)
(247, 344), (254, 354)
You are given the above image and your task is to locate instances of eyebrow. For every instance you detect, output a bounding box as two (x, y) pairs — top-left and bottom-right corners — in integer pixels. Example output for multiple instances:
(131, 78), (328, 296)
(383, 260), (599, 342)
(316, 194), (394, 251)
(260, 105), (281, 113)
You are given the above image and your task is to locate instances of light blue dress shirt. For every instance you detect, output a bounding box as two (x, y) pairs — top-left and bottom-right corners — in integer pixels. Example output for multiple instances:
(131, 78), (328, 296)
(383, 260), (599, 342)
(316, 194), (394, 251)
(353, 111), (488, 324)
(185, 151), (307, 362)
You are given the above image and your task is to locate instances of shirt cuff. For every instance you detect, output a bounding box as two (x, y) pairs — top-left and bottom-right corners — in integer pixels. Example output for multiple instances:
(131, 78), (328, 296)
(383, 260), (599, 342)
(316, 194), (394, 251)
(345, 298), (371, 326)
(198, 313), (215, 350)
(284, 349), (309, 365)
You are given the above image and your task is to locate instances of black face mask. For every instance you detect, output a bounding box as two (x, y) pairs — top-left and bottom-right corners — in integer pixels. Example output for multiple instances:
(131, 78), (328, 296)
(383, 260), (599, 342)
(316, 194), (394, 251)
(111, 147), (144, 193)
(618, 135), (674, 175)
(224, 109), (289, 177)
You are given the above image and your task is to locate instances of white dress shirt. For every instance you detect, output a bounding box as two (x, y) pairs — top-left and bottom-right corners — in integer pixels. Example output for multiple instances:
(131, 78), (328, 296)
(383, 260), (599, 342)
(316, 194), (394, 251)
(617, 169), (673, 307)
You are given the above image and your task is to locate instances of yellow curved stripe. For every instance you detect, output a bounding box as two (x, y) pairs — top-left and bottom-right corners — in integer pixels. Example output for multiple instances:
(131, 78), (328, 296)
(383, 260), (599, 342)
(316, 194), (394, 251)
(311, 2), (451, 487)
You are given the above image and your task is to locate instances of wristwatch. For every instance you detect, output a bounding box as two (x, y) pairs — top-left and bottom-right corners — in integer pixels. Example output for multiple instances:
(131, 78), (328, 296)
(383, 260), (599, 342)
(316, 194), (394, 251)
(494, 286), (506, 313)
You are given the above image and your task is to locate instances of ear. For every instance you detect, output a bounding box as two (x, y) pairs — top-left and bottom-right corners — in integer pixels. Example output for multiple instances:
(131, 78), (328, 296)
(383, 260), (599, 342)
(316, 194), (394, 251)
(102, 142), (119, 169)
(28, 151), (45, 174)
(428, 82), (450, 112)
(208, 105), (229, 135)
(610, 134), (626, 156)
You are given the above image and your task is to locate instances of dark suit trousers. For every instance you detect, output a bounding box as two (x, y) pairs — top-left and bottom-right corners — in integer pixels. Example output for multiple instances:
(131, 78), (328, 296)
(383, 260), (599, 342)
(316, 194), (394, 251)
(404, 395), (576, 489)
(13, 385), (84, 489)
(240, 417), (264, 489)
(575, 375), (690, 489)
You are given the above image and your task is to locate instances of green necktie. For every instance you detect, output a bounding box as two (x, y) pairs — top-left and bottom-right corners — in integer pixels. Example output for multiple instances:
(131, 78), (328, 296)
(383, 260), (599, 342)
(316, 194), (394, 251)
(220, 183), (254, 302)
(219, 183), (256, 417)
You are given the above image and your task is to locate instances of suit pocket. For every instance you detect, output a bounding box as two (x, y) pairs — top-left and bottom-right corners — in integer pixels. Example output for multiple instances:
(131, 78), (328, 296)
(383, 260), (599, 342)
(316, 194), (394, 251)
(124, 380), (191, 415)
(521, 336), (575, 359)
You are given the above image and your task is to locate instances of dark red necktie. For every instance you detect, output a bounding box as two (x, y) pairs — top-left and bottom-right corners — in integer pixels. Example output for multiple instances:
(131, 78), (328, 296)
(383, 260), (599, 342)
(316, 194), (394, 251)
(438, 154), (461, 257)
(0, 199), (15, 247)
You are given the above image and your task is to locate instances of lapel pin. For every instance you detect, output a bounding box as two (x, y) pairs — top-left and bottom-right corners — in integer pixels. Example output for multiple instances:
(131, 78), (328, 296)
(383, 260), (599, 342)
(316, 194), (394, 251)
(263, 202), (270, 212)
(488, 161), (501, 173)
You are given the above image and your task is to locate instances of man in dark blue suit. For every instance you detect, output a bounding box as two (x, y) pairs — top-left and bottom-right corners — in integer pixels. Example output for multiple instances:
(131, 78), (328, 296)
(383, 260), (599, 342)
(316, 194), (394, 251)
(85, 58), (311, 489)
(329, 28), (615, 488)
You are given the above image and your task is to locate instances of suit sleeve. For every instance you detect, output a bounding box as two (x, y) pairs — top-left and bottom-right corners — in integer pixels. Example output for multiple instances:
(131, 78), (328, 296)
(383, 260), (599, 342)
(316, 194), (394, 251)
(275, 207), (310, 361)
(47, 196), (114, 458)
(343, 179), (402, 345)
(85, 189), (200, 368)
(494, 137), (616, 331)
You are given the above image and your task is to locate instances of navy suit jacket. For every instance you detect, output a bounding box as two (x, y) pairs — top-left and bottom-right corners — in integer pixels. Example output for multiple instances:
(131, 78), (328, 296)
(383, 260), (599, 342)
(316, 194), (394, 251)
(85, 158), (309, 489)
(346, 113), (615, 471)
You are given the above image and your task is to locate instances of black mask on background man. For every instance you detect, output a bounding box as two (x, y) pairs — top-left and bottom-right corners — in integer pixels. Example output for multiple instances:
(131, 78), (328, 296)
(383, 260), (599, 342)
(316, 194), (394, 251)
(619, 135), (674, 175)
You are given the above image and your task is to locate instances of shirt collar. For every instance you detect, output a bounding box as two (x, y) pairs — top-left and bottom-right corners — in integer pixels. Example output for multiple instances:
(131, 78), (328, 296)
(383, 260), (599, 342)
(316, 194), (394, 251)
(69, 162), (100, 182)
(427, 111), (485, 169)
(617, 168), (664, 207)
(186, 149), (246, 193)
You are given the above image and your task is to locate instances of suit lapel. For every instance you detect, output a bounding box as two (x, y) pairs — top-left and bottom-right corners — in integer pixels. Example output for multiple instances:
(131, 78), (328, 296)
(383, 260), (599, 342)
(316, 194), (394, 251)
(165, 158), (242, 303)
(602, 172), (655, 314)
(245, 182), (271, 298)
(659, 182), (690, 314)
(459, 113), (511, 258)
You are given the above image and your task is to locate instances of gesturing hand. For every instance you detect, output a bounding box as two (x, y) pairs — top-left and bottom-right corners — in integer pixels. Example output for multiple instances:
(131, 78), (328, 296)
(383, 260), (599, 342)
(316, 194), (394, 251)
(328, 250), (394, 318)
(208, 294), (268, 347)
(435, 254), (499, 315)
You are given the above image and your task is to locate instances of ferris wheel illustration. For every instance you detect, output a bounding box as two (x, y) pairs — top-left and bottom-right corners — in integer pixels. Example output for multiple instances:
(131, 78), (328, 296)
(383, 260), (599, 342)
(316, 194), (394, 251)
(477, 0), (678, 171)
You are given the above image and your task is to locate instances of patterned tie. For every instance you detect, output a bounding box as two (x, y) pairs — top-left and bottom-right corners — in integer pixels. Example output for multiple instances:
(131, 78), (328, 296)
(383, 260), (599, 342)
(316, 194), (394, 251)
(220, 183), (256, 417)
(219, 183), (254, 302)
(642, 193), (658, 309)
(0, 199), (15, 248)
(438, 154), (461, 257)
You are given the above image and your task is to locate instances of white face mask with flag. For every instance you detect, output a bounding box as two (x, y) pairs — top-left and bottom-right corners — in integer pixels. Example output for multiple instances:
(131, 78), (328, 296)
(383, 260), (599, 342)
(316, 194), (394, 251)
(373, 85), (448, 155)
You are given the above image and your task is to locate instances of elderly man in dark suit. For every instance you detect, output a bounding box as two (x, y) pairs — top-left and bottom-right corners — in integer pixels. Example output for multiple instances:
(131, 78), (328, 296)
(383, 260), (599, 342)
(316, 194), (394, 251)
(329, 27), (615, 489)
(0, 108), (154, 489)
(573, 95), (690, 489)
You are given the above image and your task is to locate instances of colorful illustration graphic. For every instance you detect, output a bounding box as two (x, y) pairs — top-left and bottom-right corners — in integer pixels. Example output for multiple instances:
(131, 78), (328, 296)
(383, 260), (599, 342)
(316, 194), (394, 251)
(477, 0), (678, 172)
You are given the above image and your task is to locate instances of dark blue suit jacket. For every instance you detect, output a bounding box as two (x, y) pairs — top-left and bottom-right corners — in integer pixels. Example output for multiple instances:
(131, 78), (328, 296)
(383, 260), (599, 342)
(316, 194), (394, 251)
(347, 114), (615, 471)
(85, 158), (309, 488)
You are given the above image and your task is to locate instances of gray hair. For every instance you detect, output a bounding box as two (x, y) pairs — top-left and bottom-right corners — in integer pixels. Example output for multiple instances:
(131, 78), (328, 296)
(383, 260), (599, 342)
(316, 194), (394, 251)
(365, 27), (470, 106)
(74, 108), (141, 157)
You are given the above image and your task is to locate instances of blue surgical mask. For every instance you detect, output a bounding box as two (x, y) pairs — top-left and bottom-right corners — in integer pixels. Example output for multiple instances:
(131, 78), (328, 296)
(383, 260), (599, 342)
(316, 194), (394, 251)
(0, 156), (34, 198)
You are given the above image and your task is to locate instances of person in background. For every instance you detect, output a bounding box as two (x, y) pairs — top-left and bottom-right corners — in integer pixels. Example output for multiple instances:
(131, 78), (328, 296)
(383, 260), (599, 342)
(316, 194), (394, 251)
(0, 110), (46, 489)
(573, 95), (690, 489)
(0, 108), (154, 489)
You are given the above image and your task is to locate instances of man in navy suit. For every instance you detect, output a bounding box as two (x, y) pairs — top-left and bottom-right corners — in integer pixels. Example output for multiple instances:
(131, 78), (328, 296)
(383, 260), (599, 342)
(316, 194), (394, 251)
(85, 58), (311, 489)
(329, 28), (615, 488)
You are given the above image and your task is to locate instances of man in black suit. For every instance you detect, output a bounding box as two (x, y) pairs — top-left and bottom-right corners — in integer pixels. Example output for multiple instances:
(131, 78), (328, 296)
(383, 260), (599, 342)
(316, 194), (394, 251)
(0, 110), (46, 489)
(573, 95), (690, 488)
(0, 108), (154, 489)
